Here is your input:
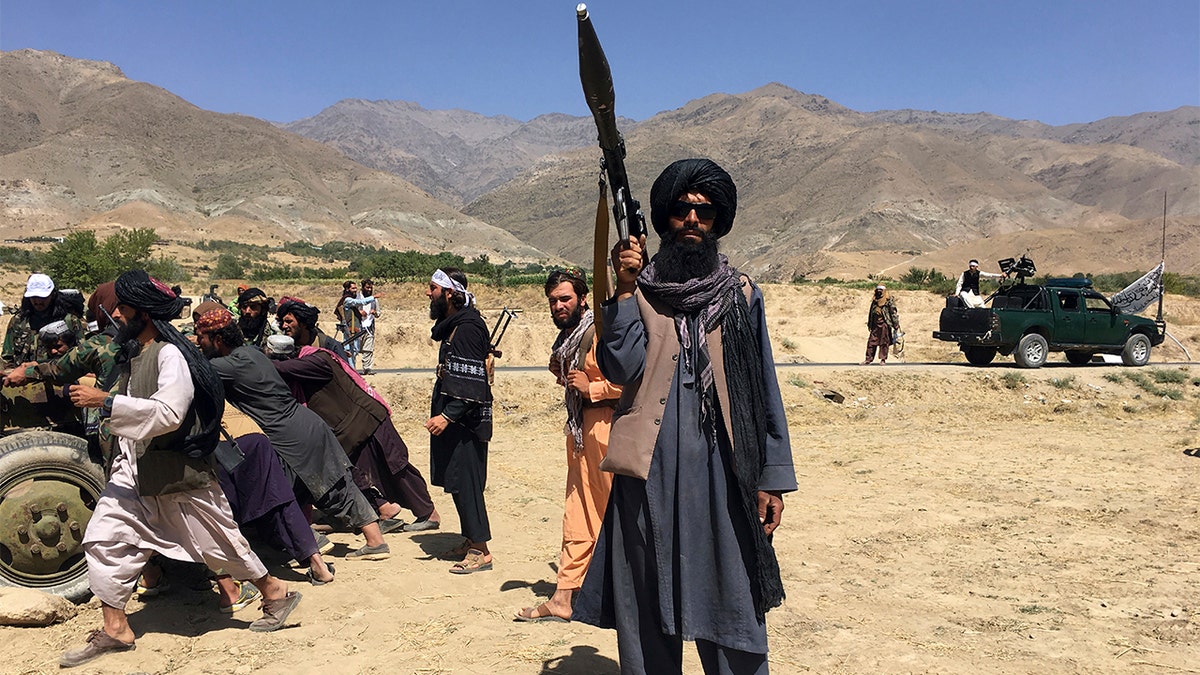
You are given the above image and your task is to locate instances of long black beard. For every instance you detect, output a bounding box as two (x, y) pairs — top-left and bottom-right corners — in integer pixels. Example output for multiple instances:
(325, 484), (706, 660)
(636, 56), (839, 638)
(238, 313), (267, 340)
(552, 303), (584, 330)
(115, 313), (148, 361)
(654, 228), (720, 283)
(430, 294), (449, 321)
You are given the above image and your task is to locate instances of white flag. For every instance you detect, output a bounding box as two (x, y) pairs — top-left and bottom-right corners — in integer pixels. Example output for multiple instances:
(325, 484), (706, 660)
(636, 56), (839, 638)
(1110, 262), (1164, 314)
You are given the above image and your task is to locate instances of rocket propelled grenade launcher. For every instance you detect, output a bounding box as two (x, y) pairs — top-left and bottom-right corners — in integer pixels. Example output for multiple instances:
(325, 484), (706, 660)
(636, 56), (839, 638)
(577, 3), (646, 243)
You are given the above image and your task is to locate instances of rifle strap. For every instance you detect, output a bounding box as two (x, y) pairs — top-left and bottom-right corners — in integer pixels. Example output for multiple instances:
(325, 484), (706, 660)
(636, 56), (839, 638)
(593, 172), (611, 334)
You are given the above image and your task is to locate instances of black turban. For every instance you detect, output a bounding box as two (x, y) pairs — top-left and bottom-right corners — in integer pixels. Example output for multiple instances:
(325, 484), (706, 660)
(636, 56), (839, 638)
(649, 158), (737, 239)
(277, 298), (319, 329)
(237, 287), (268, 307)
(112, 270), (225, 460)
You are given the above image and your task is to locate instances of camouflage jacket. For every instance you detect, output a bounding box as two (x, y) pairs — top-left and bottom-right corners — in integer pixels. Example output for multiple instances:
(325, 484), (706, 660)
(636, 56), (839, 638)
(24, 333), (119, 391)
(2, 313), (85, 368)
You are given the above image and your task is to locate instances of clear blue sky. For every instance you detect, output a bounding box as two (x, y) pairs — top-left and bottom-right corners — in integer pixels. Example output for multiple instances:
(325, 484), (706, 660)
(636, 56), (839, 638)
(2, 0), (1197, 126)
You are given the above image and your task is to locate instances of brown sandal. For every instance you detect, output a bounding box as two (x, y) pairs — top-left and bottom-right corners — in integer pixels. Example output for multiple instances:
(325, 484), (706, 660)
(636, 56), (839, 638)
(449, 549), (493, 574)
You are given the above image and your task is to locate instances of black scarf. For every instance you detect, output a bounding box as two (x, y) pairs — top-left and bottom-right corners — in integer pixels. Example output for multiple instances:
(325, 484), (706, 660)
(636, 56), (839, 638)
(114, 270), (225, 460)
(638, 255), (785, 619)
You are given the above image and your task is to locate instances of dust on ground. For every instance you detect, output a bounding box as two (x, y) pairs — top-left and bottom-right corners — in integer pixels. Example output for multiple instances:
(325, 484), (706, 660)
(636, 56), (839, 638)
(2, 283), (1197, 674)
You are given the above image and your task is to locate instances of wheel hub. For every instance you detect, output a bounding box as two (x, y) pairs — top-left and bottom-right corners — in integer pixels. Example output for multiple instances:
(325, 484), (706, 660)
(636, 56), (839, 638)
(0, 475), (94, 582)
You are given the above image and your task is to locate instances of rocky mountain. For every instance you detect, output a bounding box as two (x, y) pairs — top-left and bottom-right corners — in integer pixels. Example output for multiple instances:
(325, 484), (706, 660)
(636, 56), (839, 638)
(0, 50), (550, 263)
(464, 84), (1199, 279)
(282, 99), (636, 207)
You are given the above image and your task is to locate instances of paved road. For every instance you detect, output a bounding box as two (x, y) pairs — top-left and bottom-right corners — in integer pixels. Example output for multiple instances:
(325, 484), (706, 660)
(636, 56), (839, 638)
(368, 360), (1195, 375)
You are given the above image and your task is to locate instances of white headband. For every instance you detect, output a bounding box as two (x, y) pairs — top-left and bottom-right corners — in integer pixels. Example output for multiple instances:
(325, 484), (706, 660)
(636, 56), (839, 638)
(431, 269), (474, 307)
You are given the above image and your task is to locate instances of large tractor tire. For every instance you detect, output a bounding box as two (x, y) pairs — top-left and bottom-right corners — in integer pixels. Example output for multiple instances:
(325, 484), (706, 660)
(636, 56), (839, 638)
(0, 431), (104, 602)
(1121, 333), (1152, 367)
(1013, 333), (1048, 369)
(964, 346), (998, 366)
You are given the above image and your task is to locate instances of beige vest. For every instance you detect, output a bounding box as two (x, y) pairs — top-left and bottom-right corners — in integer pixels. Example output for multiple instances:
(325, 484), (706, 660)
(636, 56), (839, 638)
(600, 286), (744, 480)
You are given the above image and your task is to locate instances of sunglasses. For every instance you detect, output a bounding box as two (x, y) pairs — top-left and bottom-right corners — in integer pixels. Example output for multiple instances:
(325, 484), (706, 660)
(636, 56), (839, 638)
(669, 200), (718, 221)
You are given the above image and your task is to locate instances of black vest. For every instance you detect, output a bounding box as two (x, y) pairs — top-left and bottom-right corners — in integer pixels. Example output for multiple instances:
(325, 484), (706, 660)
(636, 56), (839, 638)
(962, 269), (981, 294)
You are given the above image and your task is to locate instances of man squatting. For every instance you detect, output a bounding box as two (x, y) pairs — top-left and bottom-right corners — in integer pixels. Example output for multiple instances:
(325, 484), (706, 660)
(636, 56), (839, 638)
(574, 159), (797, 675)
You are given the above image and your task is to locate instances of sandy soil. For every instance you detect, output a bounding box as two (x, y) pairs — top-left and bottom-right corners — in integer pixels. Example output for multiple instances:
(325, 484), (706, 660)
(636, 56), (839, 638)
(2, 283), (1197, 674)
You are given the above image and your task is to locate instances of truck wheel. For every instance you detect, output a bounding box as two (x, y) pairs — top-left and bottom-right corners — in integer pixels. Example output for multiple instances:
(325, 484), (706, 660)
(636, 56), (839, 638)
(1065, 351), (1093, 366)
(1014, 333), (1048, 368)
(964, 346), (997, 366)
(1121, 333), (1151, 366)
(0, 431), (104, 603)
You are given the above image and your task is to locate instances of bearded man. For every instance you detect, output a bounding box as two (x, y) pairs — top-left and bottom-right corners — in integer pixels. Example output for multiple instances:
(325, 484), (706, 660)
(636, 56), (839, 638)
(59, 271), (299, 669)
(573, 159), (796, 674)
(515, 268), (620, 622)
(277, 297), (348, 360)
(2, 273), (85, 367)
(425, 268), (495, 574)
(236, 287), (280, 349)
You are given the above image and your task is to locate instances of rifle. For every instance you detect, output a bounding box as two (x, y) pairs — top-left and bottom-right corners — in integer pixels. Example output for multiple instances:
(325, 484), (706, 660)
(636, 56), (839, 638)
(577, 3), (646, 324)
(487, 307), (521, 358)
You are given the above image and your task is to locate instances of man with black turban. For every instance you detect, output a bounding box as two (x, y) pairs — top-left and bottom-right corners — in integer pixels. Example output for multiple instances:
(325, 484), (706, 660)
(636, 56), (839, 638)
(236, 286), (280, 349)
(276, 297), (348, 360)
(59, 271), (300, 669)
(574, 159), (796, 674)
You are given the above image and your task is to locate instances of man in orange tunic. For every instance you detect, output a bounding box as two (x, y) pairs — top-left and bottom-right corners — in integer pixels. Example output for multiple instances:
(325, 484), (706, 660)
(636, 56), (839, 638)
(516, 268), (621, 622)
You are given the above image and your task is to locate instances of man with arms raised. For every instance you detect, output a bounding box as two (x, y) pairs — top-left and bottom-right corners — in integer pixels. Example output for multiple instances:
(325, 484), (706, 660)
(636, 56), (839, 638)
(59, 271), (299, 669)
(516, 268), (620, 622)
(574, 159), (795, 674)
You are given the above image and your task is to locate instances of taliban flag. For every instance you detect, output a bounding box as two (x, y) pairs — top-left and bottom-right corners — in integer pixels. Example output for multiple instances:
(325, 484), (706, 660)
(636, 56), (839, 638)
(1110, 262), (1164, 314)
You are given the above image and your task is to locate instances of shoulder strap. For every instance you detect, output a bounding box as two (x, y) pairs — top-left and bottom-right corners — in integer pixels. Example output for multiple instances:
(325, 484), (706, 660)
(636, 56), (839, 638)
(576, 324), (596, 369)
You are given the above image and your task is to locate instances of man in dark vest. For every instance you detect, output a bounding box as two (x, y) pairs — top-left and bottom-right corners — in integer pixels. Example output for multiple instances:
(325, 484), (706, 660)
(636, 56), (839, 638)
(59, 271), (299, 669)
(955, 259), (1006, 308)
(574, 159), (796, 674)
(268, 334), (441, 532)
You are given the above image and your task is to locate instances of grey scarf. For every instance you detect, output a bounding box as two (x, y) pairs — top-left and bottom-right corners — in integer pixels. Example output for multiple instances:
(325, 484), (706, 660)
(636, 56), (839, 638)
(550, 309), (595, 453)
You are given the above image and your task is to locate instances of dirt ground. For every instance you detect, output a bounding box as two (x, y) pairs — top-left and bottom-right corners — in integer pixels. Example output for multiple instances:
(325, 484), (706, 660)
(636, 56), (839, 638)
(2, 282), (1197, 674)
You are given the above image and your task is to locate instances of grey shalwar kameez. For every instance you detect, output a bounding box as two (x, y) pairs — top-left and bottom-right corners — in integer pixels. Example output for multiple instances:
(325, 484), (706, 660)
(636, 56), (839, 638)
(574, 286), (796, 675)
(209, 345), (375, 529)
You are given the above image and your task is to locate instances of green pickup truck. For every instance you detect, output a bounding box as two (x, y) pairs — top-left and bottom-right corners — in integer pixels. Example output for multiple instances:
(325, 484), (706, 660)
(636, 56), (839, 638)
(933, 278), (1166, 368)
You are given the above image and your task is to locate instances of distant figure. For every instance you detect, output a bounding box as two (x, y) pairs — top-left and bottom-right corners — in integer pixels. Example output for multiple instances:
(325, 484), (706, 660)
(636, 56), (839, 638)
(955, 259), (1006, 308)
(863, 284), (901, 365)
(334, 280), (362, 369)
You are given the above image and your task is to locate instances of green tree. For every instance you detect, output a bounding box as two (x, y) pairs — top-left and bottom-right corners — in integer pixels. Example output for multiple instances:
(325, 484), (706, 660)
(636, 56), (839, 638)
(213, 253), (245, 279)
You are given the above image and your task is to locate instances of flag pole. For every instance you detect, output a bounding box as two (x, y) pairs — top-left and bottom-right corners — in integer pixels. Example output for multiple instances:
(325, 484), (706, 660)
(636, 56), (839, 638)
(1156, 191), (1166, 324)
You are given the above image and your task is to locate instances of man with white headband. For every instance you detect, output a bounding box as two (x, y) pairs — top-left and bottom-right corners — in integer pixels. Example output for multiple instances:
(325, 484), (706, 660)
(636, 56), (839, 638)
(425, 267), (495, 573)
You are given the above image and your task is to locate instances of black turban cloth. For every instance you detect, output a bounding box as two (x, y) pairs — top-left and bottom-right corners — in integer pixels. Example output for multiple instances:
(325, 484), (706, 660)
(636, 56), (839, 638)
(276, 299), (319, 329)
(114, 270), (225, 460)
(649, 158), (737, 239)
(238, 287), (268, 306)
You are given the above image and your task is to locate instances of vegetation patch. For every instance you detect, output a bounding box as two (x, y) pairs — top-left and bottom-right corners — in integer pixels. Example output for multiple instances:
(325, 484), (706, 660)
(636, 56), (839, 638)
(1000, 372), (1027, 390)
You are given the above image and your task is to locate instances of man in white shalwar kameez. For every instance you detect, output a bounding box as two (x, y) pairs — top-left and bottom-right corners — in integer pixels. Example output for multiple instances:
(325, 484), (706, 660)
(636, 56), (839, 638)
(60, 271), (301, 669)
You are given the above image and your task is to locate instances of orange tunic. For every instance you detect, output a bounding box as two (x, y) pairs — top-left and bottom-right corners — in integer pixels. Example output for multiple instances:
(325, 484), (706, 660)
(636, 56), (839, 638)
(557, 339), (620, 590)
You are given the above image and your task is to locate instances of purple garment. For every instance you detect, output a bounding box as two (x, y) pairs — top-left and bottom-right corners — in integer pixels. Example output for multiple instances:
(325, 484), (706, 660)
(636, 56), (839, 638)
(217, 433), (319, 562)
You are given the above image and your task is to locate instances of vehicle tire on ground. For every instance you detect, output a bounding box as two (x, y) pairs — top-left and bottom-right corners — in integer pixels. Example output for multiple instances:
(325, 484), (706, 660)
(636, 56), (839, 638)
(0, 431), (104, 602)
(1013, 333), (1048, 368)
(1065, 350), (1093, 366)
(1121, 333), (1152, 367)
(964, 346), (997, 366)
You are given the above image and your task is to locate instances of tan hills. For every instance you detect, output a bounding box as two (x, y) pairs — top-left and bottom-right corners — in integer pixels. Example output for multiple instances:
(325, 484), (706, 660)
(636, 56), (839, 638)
(0, 50), (551, 263)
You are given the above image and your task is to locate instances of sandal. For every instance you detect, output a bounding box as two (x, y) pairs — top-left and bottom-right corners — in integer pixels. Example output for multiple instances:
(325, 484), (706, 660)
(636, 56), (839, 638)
(219, 580), (261, 613)
(449, 549), (493, 575)
(441, 539), (473, 561)
(306, 562), (336, 586)
(514, 603), (569, 623)
(135, 574), (170, 598)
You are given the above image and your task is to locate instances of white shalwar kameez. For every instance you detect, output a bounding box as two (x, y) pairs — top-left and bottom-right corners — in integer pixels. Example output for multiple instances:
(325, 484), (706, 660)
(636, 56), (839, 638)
(82, 342), (266, 607)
